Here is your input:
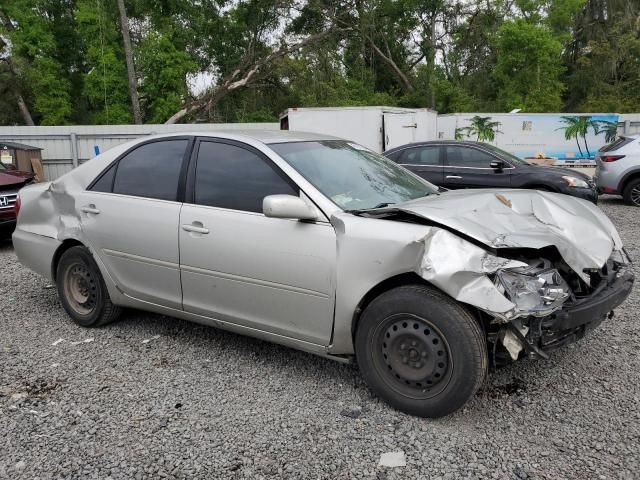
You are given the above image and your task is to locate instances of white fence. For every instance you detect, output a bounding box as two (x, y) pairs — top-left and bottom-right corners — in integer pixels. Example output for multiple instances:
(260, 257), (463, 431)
(0, 123), (279, 180)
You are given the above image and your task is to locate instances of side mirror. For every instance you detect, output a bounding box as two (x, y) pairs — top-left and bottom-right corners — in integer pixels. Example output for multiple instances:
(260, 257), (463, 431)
(263, 194), (318, 221)
(490, 160), (505, 171)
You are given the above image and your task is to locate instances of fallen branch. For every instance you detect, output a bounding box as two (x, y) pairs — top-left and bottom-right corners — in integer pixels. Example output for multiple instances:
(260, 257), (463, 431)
(165, 29), (336, 124)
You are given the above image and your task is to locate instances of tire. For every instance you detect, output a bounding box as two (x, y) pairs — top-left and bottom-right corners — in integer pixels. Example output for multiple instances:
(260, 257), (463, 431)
(622, 178), (640, 207)
(56, 246), (121, 327)
(355, 285), (487, 418)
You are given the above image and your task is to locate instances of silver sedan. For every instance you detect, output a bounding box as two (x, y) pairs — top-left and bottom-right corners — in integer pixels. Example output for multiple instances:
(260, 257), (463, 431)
(13, 131), (634, 417)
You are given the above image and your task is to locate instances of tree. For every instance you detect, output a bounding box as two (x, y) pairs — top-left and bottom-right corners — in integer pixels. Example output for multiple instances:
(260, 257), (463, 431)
(76, 0), (132, 124)
(491, 19), (565, 112)
(563, 1), (640, 112)
(164, 31), (335, 123)
(116, 0), (141, 124)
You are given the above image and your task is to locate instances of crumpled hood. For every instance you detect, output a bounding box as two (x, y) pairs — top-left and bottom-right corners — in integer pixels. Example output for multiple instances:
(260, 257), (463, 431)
(382, 188), (623, 282)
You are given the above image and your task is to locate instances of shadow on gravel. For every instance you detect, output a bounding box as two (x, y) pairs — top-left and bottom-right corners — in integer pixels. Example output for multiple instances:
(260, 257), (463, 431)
(114, 308), (354, 377)
(0, 236), (14, 252)
(486, 376), (527, 397)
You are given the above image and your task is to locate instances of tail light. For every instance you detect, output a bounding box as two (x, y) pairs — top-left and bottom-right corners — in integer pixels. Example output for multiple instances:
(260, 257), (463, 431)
(602, 155), (625, 163)
(14, 195), (21, 218)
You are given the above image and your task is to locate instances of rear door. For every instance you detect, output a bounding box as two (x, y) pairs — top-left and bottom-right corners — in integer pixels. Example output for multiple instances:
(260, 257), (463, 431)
(383, 113), (417, 151)
(393, 145), (443, 186)
(178, 139), (336, 344)
(77, 138), (191, 309)
(442, 144), (512, 189)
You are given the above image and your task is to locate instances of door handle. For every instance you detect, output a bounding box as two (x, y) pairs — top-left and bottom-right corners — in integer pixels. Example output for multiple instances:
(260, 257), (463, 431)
(81, 204), (100, 214)
(446, 175), (462, 179)
(182, 222), (209, 234)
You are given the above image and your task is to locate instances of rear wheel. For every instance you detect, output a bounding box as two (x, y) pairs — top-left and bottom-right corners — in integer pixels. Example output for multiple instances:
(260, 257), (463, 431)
(623, 178), (640, 207)
(56, 246), (121, 327)
(355, 285), (487, 418)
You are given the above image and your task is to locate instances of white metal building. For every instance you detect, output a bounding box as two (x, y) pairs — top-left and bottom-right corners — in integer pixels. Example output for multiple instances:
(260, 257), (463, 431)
(280, 107), (438, 153)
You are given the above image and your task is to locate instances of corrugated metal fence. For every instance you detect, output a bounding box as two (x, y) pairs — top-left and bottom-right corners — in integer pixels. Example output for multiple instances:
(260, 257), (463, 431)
(0, 123), (279, 181)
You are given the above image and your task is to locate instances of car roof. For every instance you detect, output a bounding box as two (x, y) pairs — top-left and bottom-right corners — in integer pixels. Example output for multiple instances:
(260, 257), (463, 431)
(148, 130), (343, 145)
(384, 140), (484, 154)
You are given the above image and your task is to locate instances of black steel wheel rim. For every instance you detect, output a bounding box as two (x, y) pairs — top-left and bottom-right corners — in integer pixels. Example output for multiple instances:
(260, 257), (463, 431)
(373, 313), (453, 399)
(63, 261), (98, 316)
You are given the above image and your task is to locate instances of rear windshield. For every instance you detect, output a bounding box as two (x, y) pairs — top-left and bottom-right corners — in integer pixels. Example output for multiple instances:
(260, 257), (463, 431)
(599, 137), (634, 152)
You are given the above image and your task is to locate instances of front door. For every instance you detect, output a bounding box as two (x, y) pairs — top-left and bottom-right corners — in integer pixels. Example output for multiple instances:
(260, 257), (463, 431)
(442, 145), (512, 189)
(179, 139), (336, 345)
(78, 138), (191, 309)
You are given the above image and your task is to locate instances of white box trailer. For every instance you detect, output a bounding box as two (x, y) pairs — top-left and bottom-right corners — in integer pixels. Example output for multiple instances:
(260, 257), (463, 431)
(280, 106), (438, 153)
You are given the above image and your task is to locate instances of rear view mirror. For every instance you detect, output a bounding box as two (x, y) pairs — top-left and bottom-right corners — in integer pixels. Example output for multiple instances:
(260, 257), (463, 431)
(263, 195), (318, 221)
(490, 160), (505, 170)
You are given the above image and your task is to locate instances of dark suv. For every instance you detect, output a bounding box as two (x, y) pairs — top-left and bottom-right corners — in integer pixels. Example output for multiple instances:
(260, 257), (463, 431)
(384, 141), (598, 203)
(0, 162), (35, 235)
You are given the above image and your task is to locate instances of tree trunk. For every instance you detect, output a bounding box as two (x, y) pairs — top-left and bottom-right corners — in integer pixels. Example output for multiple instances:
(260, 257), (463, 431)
(369, 39), (415, 93)
(1, 10), (35, 125)
(116, 0), (142, 124)
(15, 93), (35, 126)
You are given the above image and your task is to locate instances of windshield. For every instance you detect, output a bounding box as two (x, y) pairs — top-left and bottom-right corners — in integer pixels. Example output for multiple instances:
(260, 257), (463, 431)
(271, 140), (438, 210)
(0, 161), (6, 171)
(481, 143), (530, 166)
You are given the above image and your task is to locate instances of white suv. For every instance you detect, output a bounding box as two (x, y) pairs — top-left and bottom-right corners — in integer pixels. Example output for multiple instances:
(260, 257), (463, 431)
(595, 135), (640, 206)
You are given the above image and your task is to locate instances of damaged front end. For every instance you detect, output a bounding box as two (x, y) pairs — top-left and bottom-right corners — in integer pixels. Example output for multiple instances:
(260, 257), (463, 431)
(357, 189), (635, 365)
(488, 249), (634, 364)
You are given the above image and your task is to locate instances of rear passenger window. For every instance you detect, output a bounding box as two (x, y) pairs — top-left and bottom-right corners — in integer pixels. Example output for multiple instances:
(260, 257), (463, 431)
(91, 164), (116, 193)
(111, 140), (188, 201)
(399, 147), (440, 166)
(194, 141), (297, 213)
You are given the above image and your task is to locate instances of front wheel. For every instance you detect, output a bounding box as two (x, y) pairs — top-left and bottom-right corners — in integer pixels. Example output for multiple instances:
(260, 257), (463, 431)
(355, 285), (487, 418)
(56, 246), (122, 327)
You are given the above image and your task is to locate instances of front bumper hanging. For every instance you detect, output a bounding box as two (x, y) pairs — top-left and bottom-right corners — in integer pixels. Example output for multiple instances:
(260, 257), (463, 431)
(497, 269), (634, 362)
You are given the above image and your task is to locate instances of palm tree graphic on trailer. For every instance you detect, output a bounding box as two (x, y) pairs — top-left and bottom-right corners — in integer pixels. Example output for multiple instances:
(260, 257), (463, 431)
(460, 116), (502, 142)
(556, 116), (614, 159)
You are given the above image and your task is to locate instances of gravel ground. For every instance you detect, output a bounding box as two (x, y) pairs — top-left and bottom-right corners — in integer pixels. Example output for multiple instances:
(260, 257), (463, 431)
(1, 196), (638, 480)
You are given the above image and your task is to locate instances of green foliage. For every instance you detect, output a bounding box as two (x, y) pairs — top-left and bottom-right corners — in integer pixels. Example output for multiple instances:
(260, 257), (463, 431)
(28, 57), (72, 124)
(137, 32), (197, 123)
(491, 20), (564, 112)
(0, 0), (638, 125)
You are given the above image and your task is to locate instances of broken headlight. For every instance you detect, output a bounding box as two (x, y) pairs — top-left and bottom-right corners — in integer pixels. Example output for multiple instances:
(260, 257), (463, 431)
(495, 259), (571, 316)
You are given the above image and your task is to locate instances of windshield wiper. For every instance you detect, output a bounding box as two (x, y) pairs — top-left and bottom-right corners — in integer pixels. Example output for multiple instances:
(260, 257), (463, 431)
(345, 202), (395, 215)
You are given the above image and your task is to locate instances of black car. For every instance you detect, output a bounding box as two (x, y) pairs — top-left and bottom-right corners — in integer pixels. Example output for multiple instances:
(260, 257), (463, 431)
(384, 141), (598, 203)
